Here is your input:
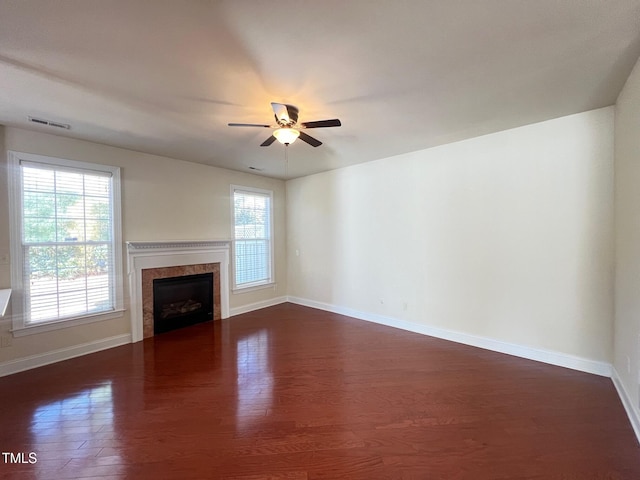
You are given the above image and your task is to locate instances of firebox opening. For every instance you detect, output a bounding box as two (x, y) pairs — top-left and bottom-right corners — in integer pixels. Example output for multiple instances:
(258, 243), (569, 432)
(153, 272), (214, 334)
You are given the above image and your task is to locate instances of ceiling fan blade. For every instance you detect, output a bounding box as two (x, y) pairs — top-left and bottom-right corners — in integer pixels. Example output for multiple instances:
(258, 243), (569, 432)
(298, 131), (322, 147)
(301, 119), (342, 129)
(271, 103), (290, 124)
(228, 123), (271, 127)
(271, 102), (299, 125)
(260, 135), (277, 147)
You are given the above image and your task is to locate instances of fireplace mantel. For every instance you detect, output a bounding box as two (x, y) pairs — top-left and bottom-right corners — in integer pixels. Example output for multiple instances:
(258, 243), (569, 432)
(126, 240), (230, 342)
(127, 240), (230, 251)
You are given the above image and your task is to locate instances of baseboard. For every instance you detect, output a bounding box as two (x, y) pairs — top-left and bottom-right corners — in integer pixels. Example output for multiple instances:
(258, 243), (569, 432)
(287, 296), (612, 377)
(230, 296), (288, 317)
(0, 333), (132, 377)
(612, 368), (640, 445)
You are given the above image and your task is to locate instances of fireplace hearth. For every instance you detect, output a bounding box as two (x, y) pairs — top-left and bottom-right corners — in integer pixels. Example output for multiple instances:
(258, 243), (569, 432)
(153, 272), (214, 334)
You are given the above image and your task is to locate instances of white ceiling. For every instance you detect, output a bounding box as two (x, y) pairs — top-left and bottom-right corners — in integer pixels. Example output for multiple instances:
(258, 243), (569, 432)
(1, 0), (639, 179)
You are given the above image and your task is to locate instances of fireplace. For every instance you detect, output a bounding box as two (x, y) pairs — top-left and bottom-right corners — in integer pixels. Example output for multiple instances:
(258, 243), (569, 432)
(153, 272), (214, 334)
(127, 241), (230, 342)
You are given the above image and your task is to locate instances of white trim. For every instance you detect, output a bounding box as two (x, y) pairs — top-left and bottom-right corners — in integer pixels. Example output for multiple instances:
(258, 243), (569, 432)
(126, 240), (230, 251)
(612, 368), (640, 445)
(230, 185), (275, 290)
(286, 296), (612, 377)
(232, 282), (277, 294)
(11, 309), (125, 337)
(230, 296), (288, 317)
(0, 333), (131, 377)
(7, 150), (124, 332)
(126, 241), (231, 343)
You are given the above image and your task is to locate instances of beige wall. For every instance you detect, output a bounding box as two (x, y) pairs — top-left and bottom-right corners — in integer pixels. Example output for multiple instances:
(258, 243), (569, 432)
(0, 127), (286, 364)
(614, 56), (640, 415)
(287, 107), (614, 363)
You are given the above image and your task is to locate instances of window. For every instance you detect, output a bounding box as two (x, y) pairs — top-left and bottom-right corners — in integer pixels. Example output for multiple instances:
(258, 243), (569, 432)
(8, 151), (123, 335)
(231, 186), (274, 290)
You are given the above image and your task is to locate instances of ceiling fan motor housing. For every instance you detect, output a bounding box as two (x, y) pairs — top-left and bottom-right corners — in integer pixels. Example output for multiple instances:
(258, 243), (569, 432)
(276, 104), (299, 126)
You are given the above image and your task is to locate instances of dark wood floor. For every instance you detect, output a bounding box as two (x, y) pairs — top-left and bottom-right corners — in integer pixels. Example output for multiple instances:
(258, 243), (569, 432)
(1, 303), (639, 479)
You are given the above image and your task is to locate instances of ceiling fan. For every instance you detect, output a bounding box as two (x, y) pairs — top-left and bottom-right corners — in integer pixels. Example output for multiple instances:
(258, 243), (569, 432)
(228, 102), (341, 147)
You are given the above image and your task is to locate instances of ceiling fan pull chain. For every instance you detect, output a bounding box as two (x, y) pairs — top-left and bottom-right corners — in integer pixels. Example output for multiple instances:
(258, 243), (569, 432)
(285, 144), (289, 178)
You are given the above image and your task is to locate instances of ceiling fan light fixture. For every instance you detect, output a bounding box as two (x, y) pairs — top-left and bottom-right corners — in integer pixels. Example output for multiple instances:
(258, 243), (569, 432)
(229, 103), (339, 148)
(273, 128), (300, 145)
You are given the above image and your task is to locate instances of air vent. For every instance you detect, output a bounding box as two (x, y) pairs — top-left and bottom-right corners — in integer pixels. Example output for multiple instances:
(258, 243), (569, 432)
(28, 116), (70, 130)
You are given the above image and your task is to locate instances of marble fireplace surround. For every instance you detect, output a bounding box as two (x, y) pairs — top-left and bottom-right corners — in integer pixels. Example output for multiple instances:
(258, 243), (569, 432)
(126, 241), (230, 342)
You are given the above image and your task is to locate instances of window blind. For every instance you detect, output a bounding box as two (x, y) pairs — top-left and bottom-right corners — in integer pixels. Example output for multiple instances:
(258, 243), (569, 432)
(20, 160), (116, 323)
(233, 188), (272, 287)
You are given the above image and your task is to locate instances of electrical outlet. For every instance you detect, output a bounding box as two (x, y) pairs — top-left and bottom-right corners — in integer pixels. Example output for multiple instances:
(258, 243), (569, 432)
(0, 335), (12, 348)
(0, 252), (9, 265)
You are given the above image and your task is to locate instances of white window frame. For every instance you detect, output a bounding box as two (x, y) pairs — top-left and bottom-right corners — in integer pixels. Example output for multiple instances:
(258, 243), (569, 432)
(230, 185), (275, 292)
(8, 151), (124, 337)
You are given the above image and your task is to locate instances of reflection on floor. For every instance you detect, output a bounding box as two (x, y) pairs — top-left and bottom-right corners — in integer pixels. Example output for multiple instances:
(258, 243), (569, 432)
(236, 329), (273, 433)
(30, 382), (124, 477)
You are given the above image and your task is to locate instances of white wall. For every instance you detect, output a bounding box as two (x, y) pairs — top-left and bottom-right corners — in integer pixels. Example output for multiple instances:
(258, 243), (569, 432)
(288, 107), (614, 365)
(614, 56), (640, 421)
(0, 127), (287, 366)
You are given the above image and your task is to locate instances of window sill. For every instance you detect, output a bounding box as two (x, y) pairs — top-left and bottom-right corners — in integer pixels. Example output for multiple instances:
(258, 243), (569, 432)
(232, 282), (276, 294)
(11, 309), (126, 337)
